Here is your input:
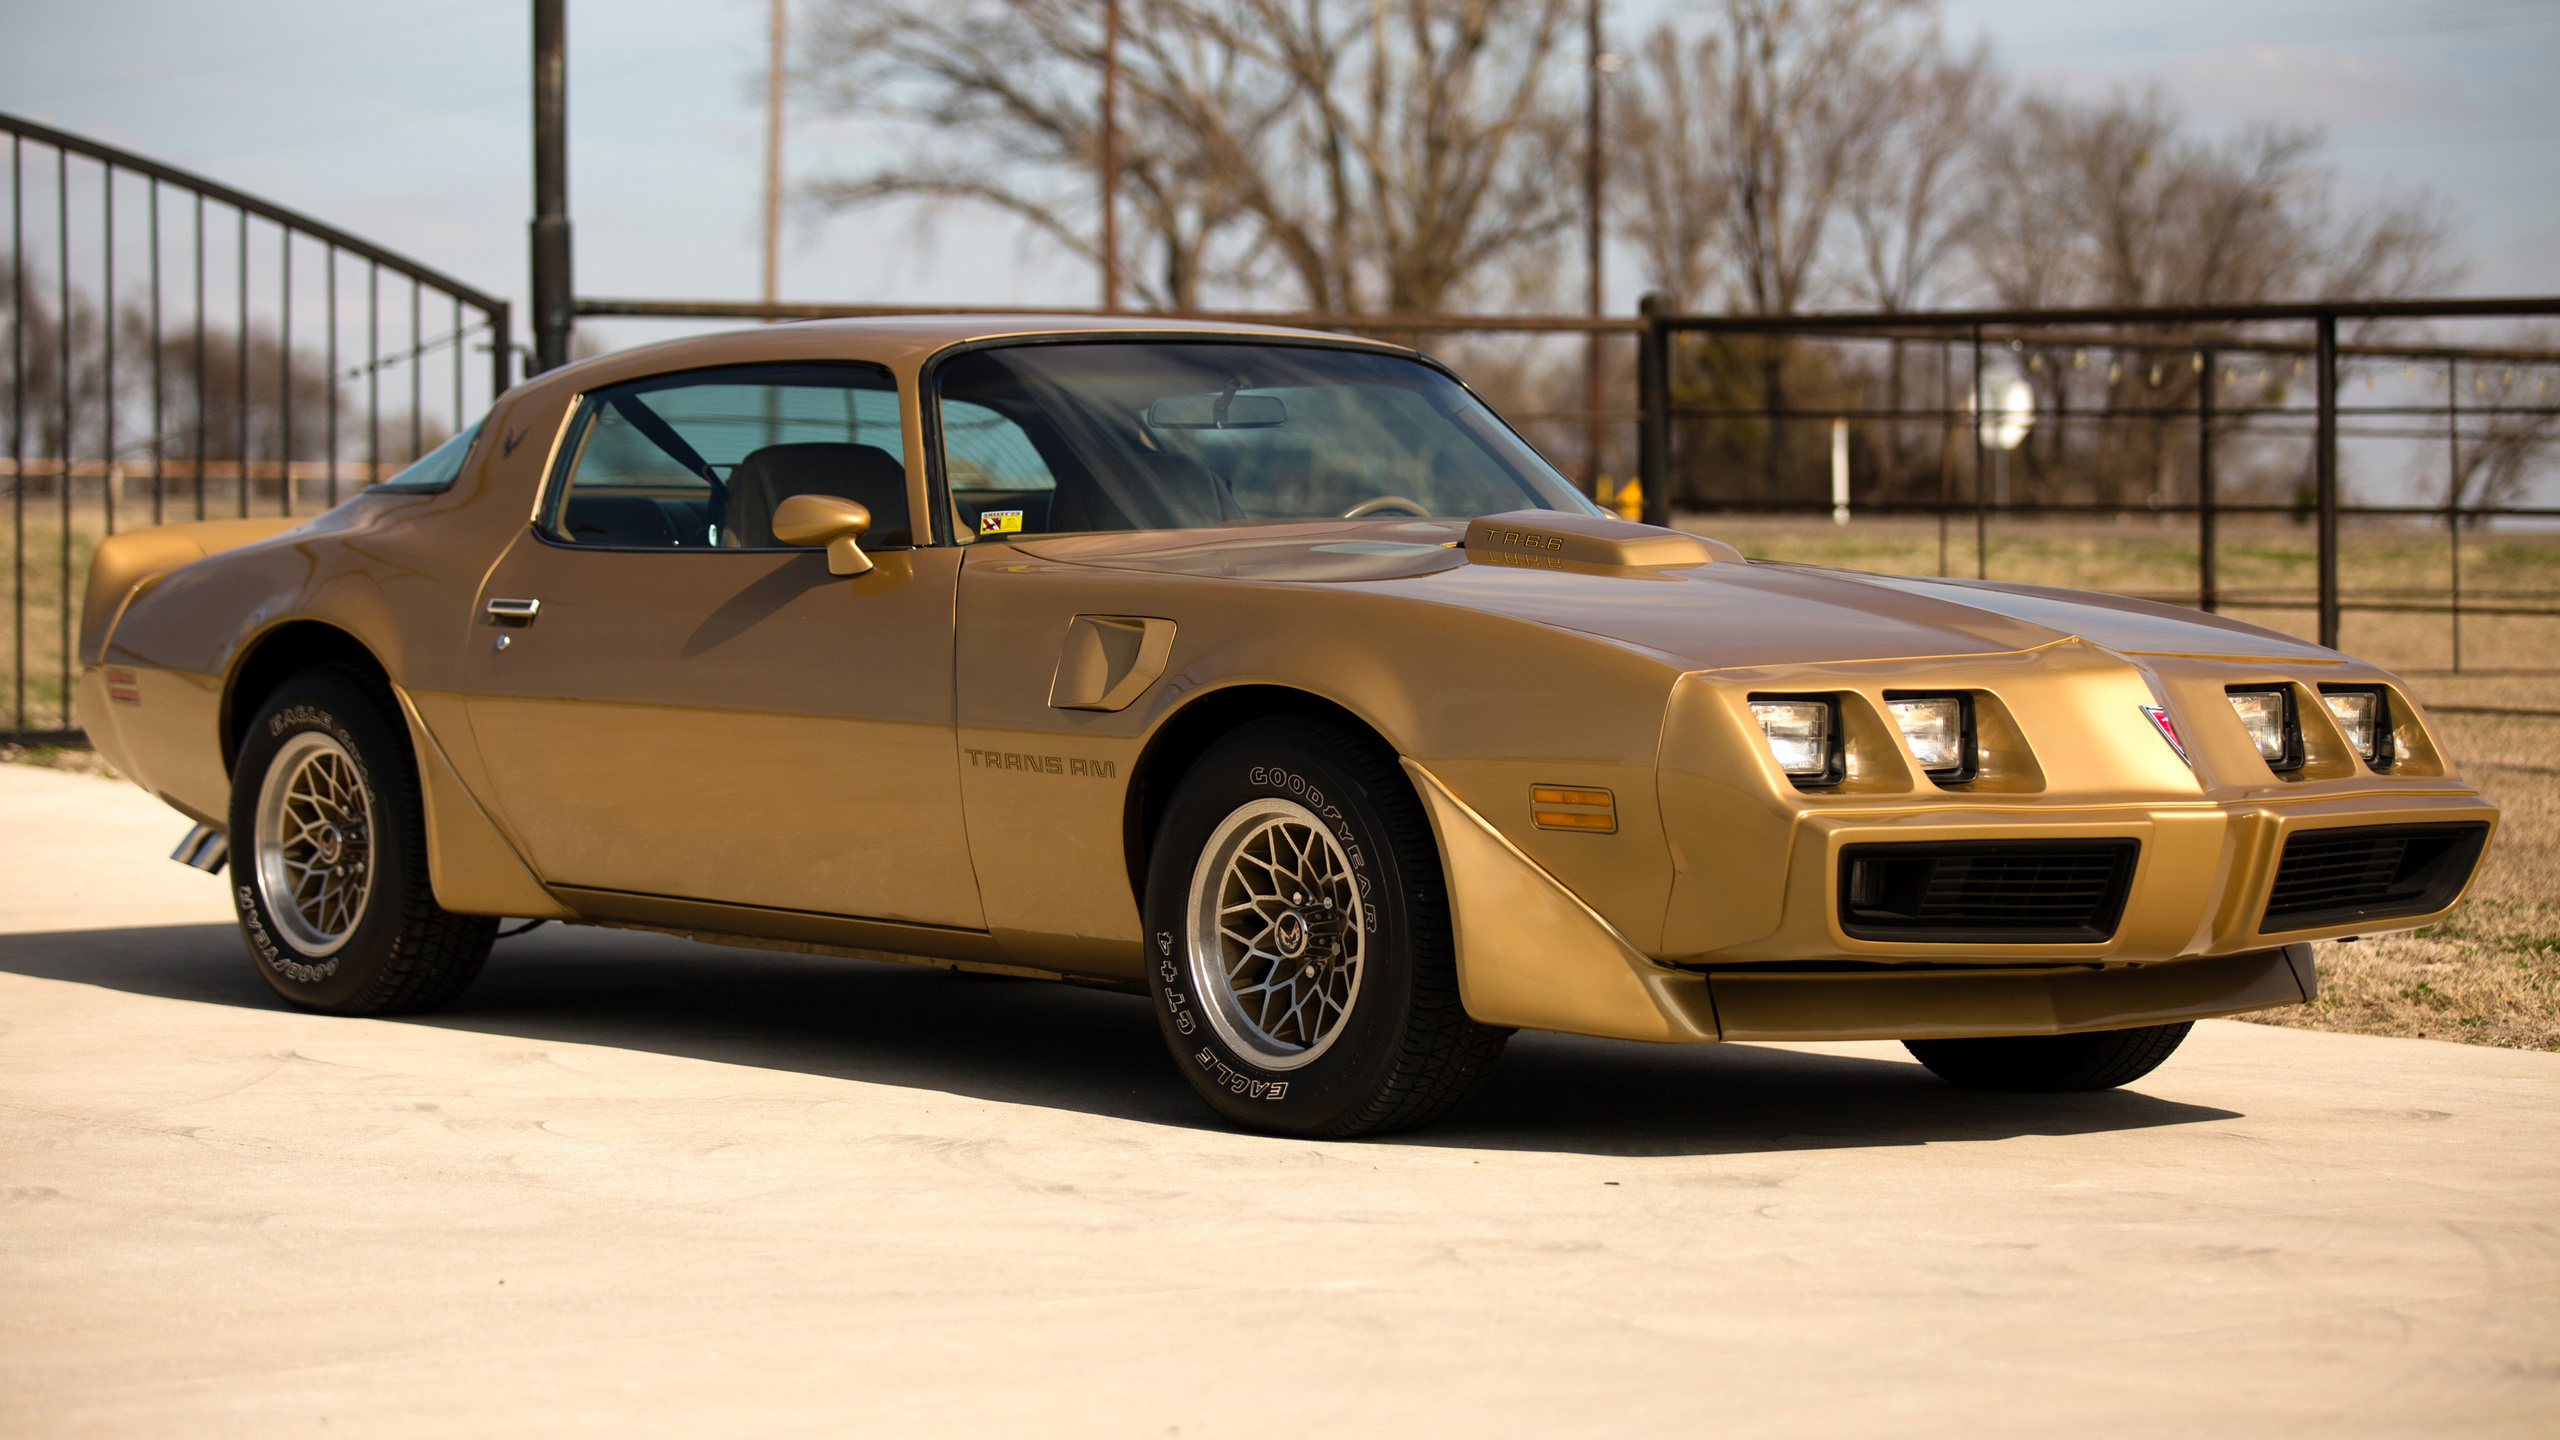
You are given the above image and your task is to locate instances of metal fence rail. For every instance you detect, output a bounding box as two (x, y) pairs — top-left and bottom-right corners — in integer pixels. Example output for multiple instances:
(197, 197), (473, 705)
(1634, 298), (2560, 657)
(2, 112), (511, 742)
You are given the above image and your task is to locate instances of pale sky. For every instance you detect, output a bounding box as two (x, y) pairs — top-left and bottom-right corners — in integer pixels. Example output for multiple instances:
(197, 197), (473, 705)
(3, 0), (2554, 358)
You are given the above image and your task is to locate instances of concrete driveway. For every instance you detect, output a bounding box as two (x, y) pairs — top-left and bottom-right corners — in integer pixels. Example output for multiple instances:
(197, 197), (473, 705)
(3, 761), (2554, 1438)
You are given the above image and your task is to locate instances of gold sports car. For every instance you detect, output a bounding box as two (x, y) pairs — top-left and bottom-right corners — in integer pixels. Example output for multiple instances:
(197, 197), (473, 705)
(76, 316), (2498, 1137)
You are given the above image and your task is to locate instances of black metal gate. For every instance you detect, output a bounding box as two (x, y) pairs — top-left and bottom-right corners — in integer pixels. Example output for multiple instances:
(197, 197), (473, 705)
(3, 111), (510, 743)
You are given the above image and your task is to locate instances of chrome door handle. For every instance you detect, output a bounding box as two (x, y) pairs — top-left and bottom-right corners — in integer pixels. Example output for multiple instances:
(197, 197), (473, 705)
(485, 598), (542, 627)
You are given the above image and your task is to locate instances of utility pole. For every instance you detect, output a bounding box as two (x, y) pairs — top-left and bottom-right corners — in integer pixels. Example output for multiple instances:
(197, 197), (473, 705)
(1100, 0), (1122, 311)
(530, 0), (572, 374)
(763, 0), (787, 314)
(1583, 0), (1610, 500)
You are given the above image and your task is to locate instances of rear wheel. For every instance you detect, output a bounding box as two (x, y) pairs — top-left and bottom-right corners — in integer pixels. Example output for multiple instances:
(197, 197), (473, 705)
(1143, 715), (1507, 1137)
(1904, 1022), (2192, 1093)
(228, 669), (495, 1014)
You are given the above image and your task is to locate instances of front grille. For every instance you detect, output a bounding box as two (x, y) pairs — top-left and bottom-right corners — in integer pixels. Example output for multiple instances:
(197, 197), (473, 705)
(2260, 822), (2489, 932)
(1838, 840), (2140, 944)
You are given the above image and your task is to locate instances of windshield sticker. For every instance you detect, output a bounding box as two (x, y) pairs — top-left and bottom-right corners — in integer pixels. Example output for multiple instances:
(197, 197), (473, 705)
(979, 509), (1025, 535)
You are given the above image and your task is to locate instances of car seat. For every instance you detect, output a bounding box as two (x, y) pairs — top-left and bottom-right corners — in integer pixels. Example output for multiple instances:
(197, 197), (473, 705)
(721, 442), (912, 548)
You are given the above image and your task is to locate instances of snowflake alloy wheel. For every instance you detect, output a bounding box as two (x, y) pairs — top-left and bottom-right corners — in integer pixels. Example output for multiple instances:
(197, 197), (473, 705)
(254, 730), (377, 956)
(1184, 797), (1366, 1070)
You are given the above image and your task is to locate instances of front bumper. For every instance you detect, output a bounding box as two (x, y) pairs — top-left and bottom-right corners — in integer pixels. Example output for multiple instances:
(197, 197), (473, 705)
(1409, 759), (2489, 1045)
(1720, 790), (2501, 967)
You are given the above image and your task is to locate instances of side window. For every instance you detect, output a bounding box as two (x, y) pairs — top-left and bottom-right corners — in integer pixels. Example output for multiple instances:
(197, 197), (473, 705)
(544, 363), (909, 549)
(940, 398), (1056, 539)
(370, 419), (484, 493)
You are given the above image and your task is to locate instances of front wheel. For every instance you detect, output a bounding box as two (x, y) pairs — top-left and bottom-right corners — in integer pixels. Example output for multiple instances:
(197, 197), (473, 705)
(1904, 1022), (2193, 1093)
(228, 669), (495, 1015)
(1143, 715), (1507, 1137)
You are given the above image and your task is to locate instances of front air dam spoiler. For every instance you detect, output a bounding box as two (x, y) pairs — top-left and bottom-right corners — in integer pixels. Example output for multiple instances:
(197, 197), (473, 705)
(1704, 944), (2317, 1042)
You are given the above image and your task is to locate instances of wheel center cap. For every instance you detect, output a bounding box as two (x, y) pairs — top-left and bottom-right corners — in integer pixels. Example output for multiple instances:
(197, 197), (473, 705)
(314, 825), (343, 865)
(1273, 909), (1310, 960)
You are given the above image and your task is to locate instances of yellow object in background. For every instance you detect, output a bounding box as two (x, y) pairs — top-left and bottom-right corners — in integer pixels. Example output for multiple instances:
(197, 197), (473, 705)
(1596, 476), (1642, 522)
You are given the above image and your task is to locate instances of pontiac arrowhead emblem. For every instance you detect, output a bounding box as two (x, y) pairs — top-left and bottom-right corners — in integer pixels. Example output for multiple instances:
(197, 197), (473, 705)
(2141, 704), (2192, 765)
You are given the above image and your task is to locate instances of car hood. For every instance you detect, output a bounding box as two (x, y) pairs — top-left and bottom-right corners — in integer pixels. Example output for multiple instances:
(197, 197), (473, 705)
(1006, 521), (2343, 672)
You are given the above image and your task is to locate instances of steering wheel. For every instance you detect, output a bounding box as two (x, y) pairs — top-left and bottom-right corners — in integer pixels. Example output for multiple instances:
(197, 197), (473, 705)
(1341, 495), (1430, 519)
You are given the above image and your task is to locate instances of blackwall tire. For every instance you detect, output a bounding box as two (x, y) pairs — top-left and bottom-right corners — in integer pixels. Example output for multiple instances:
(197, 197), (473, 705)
(1904, 1022), (2193, 1093)
(1142, 714), (1508, 1138)
(227, 669), (495, 1015)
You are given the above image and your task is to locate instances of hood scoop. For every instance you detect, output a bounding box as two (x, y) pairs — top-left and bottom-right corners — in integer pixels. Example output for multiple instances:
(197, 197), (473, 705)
(1463, 510), (1739, 571)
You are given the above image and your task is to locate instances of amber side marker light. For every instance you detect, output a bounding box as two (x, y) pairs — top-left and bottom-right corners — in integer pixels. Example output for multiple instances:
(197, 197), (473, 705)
(1532, 786), (1616, 832)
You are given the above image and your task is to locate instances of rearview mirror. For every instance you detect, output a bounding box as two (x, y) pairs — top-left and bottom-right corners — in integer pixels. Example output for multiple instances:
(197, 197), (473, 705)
(770, 493), (875, 576)
(1144, 392), (1287, 429)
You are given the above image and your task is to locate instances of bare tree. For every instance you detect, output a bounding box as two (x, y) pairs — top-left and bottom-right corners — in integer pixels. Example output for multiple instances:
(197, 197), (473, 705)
(1830, 35), (1991, 494)
(6, 250), (438, 511)
(1962, 89), (2463, 504)
(1608, 1), (1937, 499)
(802, 0), (1582, 314)
(2448, 336), (2560, 521)
(1965, 91), (2458, 311)
(1611, 25), (1731, 312)
(802, 0), (1274, 309)
(129, 315), (357, 465)
(2, 252), (113, 464)
(1842, 36), (1992, 313)
(1612, 1), (1924, 317)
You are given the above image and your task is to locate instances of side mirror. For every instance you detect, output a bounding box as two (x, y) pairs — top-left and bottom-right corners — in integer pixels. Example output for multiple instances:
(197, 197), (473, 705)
(770, 493), (875, 576)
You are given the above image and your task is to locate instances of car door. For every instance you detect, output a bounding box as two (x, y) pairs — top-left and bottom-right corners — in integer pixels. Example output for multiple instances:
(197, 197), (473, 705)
(459, 360), (983, 931)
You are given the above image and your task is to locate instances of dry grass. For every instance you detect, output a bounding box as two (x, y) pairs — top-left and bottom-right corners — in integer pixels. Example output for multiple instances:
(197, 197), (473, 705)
(0, 510), (111, 730)
(1690, 513), (2560, 676)
(2247, 711), (2560, 1052)
(3, 493), (312, 729)
(0, 740), (116, 778)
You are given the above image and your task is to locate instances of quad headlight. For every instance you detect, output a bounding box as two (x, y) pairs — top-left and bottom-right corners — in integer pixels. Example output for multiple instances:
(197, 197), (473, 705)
(2319, 685), (2394, 768)
(1885, 693), (1974, 781)
(2225, 685), (2302, 772)
(1748, 696), (1839, 786)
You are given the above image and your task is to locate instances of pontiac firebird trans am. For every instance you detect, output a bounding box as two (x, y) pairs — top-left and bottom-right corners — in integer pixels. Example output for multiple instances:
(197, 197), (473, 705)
(76, 316), (2498, 1137)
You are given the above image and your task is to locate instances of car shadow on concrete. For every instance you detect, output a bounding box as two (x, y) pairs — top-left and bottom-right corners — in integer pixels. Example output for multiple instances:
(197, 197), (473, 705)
(0, 921), (2240, 1157)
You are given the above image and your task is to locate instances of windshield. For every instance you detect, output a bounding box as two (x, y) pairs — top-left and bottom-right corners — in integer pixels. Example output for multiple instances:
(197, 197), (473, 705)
(934, 342), (1600, 537)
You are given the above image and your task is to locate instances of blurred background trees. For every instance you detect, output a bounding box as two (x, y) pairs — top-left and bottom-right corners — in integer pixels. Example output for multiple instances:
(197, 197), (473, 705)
(804, 0), (1585, 314)
(798, 0), (2478, 510)
(4, 249), (448, 504)
(801, 0), (2453, 319)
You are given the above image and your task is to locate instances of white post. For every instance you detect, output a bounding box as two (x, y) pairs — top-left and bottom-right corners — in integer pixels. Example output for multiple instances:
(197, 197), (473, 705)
(1830, 416), (1850, 526)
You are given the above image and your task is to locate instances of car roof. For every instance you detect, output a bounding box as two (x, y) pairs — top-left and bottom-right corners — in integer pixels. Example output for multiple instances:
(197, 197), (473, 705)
(529, 313), (1416, 394)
